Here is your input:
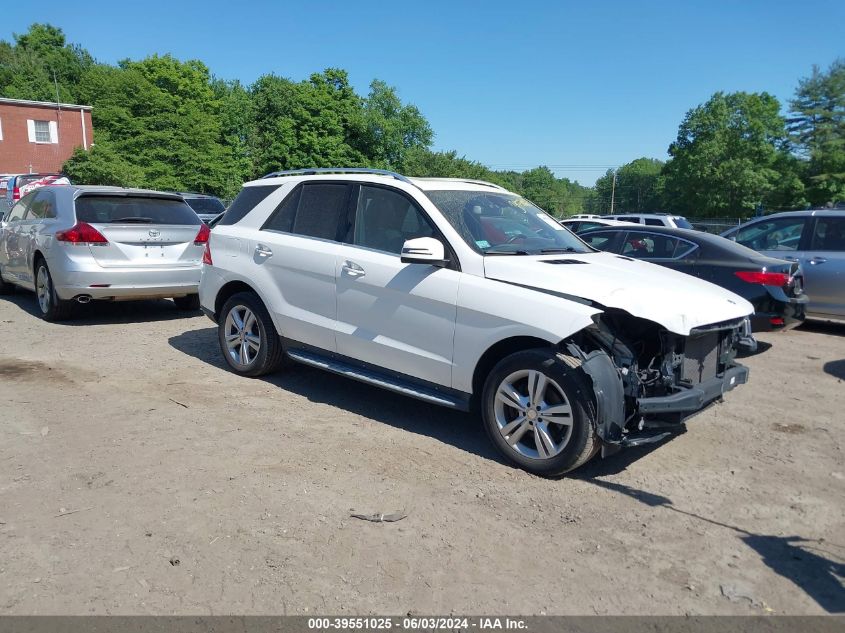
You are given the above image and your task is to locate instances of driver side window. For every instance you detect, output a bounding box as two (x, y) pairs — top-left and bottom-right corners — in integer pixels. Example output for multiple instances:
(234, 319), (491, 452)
(735, 218), (806, 251)
(351, 186), (436, 255)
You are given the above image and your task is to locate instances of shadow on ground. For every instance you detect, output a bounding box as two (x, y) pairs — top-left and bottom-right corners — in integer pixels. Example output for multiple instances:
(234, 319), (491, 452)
(0, 290), (199, 325)
(585, 477), (845, 613)
(823, 359), (845, 380)
(799, 320), (845, 338)
(168, 326), (688, 476)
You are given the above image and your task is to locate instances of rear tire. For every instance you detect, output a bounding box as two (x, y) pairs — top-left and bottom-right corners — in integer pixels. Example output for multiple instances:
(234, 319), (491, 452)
(173, 294), (201, 311)
(218, 291), (286, 377)
(0, 268), (14, 295)
(481, 349), (598, 477)
(34, 260), (75, 322)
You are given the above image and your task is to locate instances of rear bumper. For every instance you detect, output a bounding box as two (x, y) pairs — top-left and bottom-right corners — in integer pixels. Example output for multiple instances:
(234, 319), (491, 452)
(751, 294), (807, 332)
(636, 363), (749, 415)
(53, 266), (201, 301)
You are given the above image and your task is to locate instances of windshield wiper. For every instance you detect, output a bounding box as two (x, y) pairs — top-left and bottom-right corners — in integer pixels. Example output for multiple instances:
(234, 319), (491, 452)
(539, 247), (583, 254)
(484, 249), (531, 255)
(111, 217), (154, 223)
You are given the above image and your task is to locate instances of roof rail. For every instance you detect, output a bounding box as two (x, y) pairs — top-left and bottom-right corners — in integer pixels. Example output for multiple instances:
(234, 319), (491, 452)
(412, 177), (507, 191)
(261, 167), (413, 184)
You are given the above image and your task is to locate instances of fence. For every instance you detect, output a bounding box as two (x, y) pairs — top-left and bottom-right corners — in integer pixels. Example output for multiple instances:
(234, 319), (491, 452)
(687, 217), (746, 234)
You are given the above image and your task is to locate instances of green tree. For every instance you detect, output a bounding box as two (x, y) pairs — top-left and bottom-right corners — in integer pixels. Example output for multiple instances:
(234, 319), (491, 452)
(63, 140), (145, 187)
(0, 23), (93, 102)
(251, 69), (368, 175)
(594, 158), (665, 213)
(356, 80), (433, 168)
(788, 59), (845, 206)
(662, 91), (802, 216)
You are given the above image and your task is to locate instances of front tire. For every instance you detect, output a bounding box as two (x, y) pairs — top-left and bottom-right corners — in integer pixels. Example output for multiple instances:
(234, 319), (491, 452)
(34, 260), (75, 321)
(218, 291), (286, 377)
(481, 349), (598, 476)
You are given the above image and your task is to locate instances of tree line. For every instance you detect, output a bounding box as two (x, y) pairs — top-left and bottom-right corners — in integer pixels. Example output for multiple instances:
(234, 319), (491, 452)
(1, 24), (842, 217)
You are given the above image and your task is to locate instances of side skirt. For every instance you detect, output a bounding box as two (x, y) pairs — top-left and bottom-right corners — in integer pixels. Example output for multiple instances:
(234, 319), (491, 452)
(285, 345), (472, 412)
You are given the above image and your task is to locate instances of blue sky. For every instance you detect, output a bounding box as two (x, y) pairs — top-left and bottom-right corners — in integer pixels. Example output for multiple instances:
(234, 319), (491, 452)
(4, 0), (843, 185)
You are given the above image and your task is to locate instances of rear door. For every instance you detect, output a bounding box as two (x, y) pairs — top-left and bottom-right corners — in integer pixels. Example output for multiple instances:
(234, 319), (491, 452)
(257, 182), (351, 352)
(74, 194), (203, 268)
(802, 215), (845, 318)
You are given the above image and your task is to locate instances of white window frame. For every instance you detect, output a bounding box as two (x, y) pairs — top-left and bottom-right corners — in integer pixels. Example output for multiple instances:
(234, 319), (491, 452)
(27, 119), (57, 144)
(0, 117), (3, 141)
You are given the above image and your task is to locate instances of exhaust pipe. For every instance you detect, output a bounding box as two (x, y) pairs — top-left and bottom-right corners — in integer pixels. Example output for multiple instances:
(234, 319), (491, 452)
(75, 295), (92, 304)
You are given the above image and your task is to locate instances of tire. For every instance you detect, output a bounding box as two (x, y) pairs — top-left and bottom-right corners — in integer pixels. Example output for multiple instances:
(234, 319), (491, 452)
(0, 267), (14, 295)
(34, 260), (75, 322)
(481, 348), (599, 477)
(173, 294), (201, 311)
(217, 291), (286, 377)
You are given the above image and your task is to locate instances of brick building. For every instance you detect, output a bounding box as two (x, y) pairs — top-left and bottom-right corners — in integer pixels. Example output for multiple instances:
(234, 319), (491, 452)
(0, 97), (93, 174)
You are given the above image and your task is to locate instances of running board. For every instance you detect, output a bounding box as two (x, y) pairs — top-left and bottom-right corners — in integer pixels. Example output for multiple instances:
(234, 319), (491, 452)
(286, 349), (470, 410)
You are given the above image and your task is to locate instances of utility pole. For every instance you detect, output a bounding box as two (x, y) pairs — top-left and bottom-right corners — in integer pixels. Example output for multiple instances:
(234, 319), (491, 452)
(609, 171), (617, 213)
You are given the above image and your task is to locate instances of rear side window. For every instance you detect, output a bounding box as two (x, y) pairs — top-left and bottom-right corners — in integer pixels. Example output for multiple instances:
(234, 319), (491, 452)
(622, 232), (682, 258)
(26, 190), (57, 219)
(75, 196), (200, 225)
(291, 184), (350, 240)
(810, 217), (845, 251)
(185, 197), (225, 215)
(218, 185), (278, 226)
(263, 187), (302, 233)
(644, 218), (664, 226)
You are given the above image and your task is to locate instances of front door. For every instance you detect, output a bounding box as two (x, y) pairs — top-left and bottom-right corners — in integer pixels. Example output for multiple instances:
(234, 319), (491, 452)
(335, 184), (460, 388)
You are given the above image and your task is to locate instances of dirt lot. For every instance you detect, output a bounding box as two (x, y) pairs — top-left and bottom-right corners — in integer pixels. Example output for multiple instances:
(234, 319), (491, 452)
(0, 292), (843, 615)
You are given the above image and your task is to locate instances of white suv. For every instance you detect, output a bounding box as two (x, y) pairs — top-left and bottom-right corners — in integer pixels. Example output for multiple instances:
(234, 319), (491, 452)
(602, 213), (693, 229)
(199, 169), (753, 476)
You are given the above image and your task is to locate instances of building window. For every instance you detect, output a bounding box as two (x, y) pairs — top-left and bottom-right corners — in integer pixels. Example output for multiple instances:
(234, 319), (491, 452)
(27, 119), (57, 144)
(34, 120), (51, 143)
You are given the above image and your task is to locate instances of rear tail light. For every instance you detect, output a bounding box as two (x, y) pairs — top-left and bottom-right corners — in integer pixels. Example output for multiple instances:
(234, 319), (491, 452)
(55, 222), (108, 245)
(202, 241), (212, 265)
(194, 223), (210, 245)
(770, 317), (785, 327)
(734, 271), (789, 286)
(12, 187), (20, 201)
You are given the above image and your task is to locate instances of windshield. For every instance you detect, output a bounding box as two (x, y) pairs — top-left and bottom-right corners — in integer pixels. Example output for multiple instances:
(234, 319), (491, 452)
(424, 190), (592, 254)
(674, 217), (693, 229)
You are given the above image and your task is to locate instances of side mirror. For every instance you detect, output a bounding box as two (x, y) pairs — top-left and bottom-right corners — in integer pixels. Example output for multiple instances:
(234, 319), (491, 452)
(400, 237), (448, 267)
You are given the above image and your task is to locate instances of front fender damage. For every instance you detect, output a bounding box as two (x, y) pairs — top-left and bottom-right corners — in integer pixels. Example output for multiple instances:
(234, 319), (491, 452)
(562, 343), (625, 452)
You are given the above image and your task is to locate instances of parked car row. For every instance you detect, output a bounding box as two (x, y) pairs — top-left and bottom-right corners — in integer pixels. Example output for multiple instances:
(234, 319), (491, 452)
(0, 168), (837, 478)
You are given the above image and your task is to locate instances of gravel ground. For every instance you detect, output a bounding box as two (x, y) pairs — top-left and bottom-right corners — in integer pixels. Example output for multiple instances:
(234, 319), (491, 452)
(0, 292), (843, 615)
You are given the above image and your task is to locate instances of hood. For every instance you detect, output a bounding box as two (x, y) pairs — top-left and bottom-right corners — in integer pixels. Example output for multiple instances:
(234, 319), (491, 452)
(483, 251), (754, 335)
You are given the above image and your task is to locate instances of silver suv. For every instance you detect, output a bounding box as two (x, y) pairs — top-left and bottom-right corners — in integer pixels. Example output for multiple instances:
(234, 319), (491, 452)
(0, 186), (208, 320)
(722, 210), (845, 321)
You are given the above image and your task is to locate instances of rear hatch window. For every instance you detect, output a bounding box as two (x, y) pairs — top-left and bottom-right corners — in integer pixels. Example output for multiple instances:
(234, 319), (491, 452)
(75, 195), (203, 269)
(76, 195), (201, 225)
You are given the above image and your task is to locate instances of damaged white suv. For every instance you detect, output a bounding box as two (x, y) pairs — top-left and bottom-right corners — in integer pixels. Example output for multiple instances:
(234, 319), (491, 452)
(199, 169), (754, 476)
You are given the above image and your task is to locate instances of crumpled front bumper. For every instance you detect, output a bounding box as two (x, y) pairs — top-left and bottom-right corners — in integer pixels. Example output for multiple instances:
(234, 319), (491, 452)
(636, 363), (750, 415)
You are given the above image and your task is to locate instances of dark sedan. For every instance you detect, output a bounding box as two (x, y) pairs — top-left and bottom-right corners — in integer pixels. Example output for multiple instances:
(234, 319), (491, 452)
(578, 225), (808, 332)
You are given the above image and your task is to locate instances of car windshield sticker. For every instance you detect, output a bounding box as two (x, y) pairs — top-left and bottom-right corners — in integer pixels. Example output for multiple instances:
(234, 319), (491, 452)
(476, 239), (491, 248)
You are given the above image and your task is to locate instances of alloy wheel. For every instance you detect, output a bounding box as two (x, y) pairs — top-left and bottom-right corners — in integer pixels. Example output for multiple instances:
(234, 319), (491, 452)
(223, 305), (261, 367)
(493, 369), (574, 459)
(36, 266), (51, 314)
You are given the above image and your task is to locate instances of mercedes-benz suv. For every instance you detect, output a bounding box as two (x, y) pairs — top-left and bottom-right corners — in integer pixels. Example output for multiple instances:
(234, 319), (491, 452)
(199, 169), (754, 476)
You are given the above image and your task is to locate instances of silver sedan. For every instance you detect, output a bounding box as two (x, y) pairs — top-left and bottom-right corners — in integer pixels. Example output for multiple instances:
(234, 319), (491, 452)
(0, 185), (208, 320)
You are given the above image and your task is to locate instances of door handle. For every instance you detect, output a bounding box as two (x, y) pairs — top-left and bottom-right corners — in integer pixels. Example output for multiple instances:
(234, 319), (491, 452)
(342, 260), (365, 277)
(809, 256), (827, 265)
(254, 244), (273, 258)
(782, 256), (798, 262)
